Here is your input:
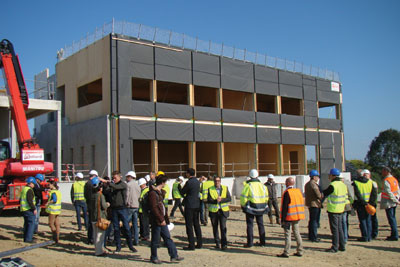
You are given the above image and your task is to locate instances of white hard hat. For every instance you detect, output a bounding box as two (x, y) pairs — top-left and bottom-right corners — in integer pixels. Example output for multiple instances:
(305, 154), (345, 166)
(145, 174), (150, 182)
(75, 172), (84, 179)
(267, 174), (275, 179)
(167, 223), (174, 232)
(126, 171), (137, 178)
(138, 178), (147, 186)
(361, 169), (370, 176)
(89, 170), (98, 176)
(249, 169), (259, 179)
(178, 176), (184, 180)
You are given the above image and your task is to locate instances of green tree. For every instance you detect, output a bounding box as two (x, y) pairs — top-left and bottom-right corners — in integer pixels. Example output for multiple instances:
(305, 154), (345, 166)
(365, 128), (400, 178)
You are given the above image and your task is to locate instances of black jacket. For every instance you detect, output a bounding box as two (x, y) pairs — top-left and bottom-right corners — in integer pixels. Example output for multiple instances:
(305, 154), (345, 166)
(33, 183), (43, 205)
(207, 186), (231, 218)
(109, 180), (127, 209)
(84, 180), (94, 208)
(180, 176), (200, 209)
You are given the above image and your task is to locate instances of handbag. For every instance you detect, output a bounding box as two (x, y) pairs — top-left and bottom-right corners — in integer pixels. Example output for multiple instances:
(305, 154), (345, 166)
(96, 193), (111, 231)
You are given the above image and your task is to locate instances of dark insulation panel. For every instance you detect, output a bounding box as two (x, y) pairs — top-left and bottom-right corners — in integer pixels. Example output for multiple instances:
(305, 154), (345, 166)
(279, 71), (302, 86)
(255, 80), (279, 95)
(223, 126), (256, 143)
(320, 147), (334, 159)
(304, 100), (318, 117)
(281, 130), (305, 145)
(192, 53), (220, 88)
(279, 84), (303, 99)
(281, 114), (304, 128)
(117, 40), (154, 80)
(193, 106), (221, 121)
(305, 131), (319, 145)
(257, 128), (281, 144)
(131, 100), (155, 117)
(321, 159), (335, 174)
(221, 58), (254, 92)
(319, 118), (341, 131)
(155, 48), (191, 84)
(316, 79), (332, 92)
(254, 66), (278, 83)
(304, 117), (318, 129)
(303, 86), (317, 101)
(256, 112), (280, 126)
(319, 132), (334, 147)
(222, 109), (255, 124)
(156, 122), (193, 141)
(317, 90), (340, 104)
(129, 120), (156, 140)
(194, 124), (222, 142)
(156, 103), (193, 120)
(302, 76), (316, 86)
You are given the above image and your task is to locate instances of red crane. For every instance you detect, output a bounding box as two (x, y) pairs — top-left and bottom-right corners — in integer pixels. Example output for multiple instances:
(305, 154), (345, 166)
(0, 39), (53, 211)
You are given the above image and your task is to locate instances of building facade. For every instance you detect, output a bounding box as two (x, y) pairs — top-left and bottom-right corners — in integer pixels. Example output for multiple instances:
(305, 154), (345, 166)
(35, 31), (344, 185)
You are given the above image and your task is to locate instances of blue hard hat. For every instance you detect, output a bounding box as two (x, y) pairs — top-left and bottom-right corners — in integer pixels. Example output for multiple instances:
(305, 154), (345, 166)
(35, 173), (44, 182)
(26, 177), (37, 185)
(309, 170), (320, 177)
(91, 176), (100, 186)
(330, 168), (341, 176)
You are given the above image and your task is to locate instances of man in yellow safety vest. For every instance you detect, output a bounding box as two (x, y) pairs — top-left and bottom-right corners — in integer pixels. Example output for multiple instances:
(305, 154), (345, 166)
(323, 168), (349, 253)
(20, 177), (37, 243)
(70, 172), (88, 231)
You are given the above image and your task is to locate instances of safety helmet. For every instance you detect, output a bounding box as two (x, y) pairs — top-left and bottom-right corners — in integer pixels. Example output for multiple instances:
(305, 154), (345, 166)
(267, 174), (275, 179)
(309, 170), (320, 177)
(145, 174), (150, 182)
(26, 177), (36, 185)
(138, 178), (147, 186)
(35, 173), (44, 182)
(157, 171), (165, 176)
(361, 169), (370, 176)
(75, 172), (84, 179)
(91, 176), (100, 186)
(89, 170), (98, 176)
(249, 169), (259, 179)
(125, 171), (137, 178)
(329, 168), (341, 176)
(365, 204), (376, 216)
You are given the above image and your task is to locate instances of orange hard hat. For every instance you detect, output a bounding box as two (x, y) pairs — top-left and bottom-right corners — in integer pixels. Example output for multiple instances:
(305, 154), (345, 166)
(365, 204), (376, 216)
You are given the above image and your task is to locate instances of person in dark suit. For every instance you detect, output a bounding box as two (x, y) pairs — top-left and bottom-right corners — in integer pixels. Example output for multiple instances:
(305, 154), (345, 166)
(180, 168), (202, 250)
(206, 176), (231, 250)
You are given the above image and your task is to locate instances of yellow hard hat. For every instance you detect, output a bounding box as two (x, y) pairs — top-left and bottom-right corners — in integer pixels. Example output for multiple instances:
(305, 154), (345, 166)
(157, 171), (165, 176)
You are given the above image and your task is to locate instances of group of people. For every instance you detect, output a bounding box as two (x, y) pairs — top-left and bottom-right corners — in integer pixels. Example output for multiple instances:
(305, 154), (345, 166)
(20, 174), (62, 244)
(20, 164), (399, 263)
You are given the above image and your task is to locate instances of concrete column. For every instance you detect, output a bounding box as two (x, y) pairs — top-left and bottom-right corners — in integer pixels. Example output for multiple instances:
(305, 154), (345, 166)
(56, 103), (62, 179)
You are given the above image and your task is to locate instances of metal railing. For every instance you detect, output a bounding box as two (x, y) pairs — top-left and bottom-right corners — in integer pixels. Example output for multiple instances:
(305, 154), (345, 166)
(57, 19), (340, 82)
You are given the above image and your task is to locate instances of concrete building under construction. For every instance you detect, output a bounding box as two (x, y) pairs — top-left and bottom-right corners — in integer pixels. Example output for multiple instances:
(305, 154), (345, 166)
(34, 21), (344, 181)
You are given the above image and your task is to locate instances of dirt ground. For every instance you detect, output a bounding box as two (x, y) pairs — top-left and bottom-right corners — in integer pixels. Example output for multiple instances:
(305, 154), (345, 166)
(1, 204), (399, 267)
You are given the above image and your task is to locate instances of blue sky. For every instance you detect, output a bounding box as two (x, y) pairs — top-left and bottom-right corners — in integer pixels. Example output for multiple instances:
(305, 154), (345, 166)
(2, 0), (399, 160)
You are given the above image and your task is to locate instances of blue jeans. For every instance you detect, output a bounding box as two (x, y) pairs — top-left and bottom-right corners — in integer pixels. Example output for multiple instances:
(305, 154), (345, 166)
(23, 210), (36, 242)
(342, 212), (349, 242)
(112, 208), (133, 249)
(151, 223), (178, 261)
(371, 212), (378, 238)
(385, 207), (398, 239)
(35, 203), (41, 233)
(308, 207), (320, 241)
(127, 208), (139, 245)
(357, 206), (371, 241)
(74, 200), (88, 230)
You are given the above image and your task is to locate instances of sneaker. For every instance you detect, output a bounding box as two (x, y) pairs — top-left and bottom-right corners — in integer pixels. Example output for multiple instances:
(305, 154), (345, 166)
(170, 256), (184, 262)
(277, 253), (289, 258)
(325, 248), (337, 253)
(114, 248), (121, 254)
(151, 259), (162, 264)
(129, 246), (138, 252)
(293, 252), (303, 257)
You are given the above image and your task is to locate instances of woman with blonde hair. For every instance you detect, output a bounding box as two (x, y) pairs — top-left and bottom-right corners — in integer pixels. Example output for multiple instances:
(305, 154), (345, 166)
(46, 179), (62, 243)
